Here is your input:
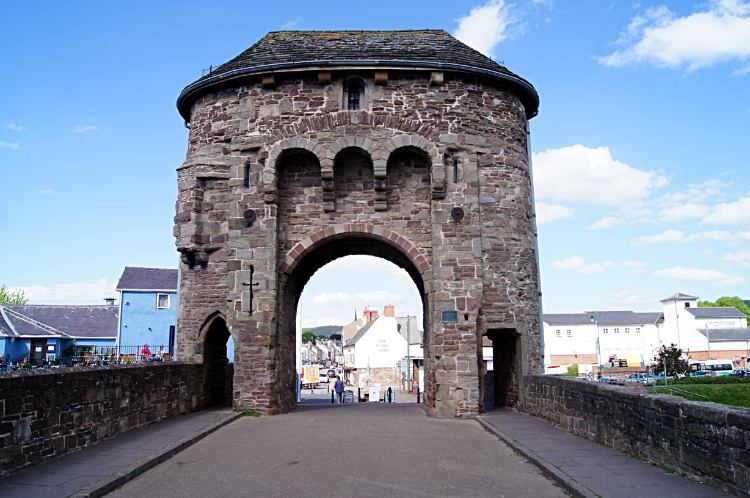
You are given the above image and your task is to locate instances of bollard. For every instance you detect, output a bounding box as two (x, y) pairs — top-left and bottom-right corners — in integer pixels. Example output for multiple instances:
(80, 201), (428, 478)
(358, 387), (361, 403)
(416, 386), (420, 404)
(331, 390), (335, 403)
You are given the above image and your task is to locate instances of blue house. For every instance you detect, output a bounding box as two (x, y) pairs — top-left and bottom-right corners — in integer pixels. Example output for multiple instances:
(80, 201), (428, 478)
(0, 304), (117, 365)
(116, 267), (178, 357)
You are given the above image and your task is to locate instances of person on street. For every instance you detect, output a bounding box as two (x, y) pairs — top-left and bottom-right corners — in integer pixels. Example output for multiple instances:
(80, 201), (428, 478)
(334, 376), (345, 403)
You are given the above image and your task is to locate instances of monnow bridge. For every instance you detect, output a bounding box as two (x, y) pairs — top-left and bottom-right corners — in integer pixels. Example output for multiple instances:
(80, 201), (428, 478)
(173, 30), (542, 417)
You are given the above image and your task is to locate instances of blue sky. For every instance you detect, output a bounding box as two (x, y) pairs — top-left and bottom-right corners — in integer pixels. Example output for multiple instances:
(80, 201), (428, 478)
(2, 1), (749, 327)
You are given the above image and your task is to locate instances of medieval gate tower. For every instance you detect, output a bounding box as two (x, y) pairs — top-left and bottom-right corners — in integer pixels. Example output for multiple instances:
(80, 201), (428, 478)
(174, 30), (541, 417)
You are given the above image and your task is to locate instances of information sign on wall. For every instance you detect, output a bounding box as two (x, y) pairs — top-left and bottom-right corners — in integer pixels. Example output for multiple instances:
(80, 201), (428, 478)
(441, 310), (459, 323)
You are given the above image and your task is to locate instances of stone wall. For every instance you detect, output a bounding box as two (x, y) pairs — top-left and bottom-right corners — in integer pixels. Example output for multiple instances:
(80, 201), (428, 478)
(524, 375), (750, 497)
(0, 363), (207, 476)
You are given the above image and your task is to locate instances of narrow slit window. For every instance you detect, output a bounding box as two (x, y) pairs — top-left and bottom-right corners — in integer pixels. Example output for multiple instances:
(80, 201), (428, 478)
(453, 159), (459, 183)
(246, 165), (252, 187)
(348, 83), (361, 110)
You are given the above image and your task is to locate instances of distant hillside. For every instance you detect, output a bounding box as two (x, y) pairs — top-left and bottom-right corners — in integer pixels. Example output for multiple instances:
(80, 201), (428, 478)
(302, 325), (342, 337)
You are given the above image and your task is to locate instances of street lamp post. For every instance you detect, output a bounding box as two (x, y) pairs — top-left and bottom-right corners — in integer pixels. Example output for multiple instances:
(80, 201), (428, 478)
(589, 312), (601, 378)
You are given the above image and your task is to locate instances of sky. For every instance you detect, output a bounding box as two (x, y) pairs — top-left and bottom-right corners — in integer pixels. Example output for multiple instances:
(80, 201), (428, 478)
(2, 0), (750, 327)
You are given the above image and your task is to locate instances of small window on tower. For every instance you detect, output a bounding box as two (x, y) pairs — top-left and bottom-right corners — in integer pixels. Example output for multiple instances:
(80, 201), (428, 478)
(348, 82), (361, 110)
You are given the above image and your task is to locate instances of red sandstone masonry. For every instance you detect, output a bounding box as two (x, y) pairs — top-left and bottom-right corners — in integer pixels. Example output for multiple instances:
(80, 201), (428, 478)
(0, 363), (209, 476)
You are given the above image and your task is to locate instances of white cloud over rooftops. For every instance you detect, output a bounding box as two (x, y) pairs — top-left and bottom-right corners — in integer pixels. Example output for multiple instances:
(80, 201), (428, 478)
(652, 266), (746, 287)
(586, 217), (622, 230)
(597, 0), (750, 73)
(551, 256), (617, 274)
(13, 278), (117, 304)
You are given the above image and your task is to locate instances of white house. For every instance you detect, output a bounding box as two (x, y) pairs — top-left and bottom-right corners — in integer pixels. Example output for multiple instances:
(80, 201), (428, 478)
(543, 292), (750, 373)
(342, 305), (410, 387)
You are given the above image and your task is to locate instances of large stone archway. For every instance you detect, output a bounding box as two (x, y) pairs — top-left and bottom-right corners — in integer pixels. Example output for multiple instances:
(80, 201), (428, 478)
(173, 30), (542, 417)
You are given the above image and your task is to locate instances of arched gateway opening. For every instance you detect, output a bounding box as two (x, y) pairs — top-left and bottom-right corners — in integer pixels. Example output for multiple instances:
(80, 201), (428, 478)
(277, 232), (430, 406)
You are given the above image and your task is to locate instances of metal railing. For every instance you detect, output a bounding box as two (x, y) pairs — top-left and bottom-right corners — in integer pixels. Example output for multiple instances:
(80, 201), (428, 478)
(652, 385), (710, 402)
(0, 346), (172, 372)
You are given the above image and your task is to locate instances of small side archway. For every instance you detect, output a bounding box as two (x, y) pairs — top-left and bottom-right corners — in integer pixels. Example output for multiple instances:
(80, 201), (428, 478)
(199, 311), (233, 406)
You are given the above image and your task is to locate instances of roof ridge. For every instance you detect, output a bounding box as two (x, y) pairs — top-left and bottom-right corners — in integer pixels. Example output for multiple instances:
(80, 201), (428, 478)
(123, 266), (178, 271)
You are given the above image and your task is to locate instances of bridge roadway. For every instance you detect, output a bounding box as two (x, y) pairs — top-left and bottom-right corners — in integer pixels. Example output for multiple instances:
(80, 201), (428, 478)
(109, 401), (567, 498)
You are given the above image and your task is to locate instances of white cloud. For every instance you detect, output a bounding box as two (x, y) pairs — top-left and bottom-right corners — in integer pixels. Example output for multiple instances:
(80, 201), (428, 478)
(622, 261), (647, 274)
(309, 290), (403, 307)
(652, 266), (746, 287)
(701, 197), (750, 225)
(586, 216), (622, 230)
(723, 250), (750, 268)
(597, 0), (750, 72)
(6, 123), (26, 131)
(632, 229), (750, 247)
(14, 278), (117, 304)
(602, 290), (653, 304)
(0, 141), (19, 149)
(699, 249), (716, 256)
(454, 0), (515, 56)
(37, 189), (54, 195)
(301, 316), (348, 328)
(551, 256), (617, 274)
(282, 16), (303, 29)
(532, 145), (668, 211)
(73, 125), (98, 133)
(535, 202), (575, 223)
(551, 256), (586, 271)
(660, 203), (711, 222)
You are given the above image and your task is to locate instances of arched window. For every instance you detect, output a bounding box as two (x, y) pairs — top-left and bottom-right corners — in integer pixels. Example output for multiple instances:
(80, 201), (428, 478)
(347, 82), (361, 110)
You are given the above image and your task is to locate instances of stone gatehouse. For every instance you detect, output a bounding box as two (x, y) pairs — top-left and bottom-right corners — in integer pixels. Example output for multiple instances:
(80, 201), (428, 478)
(173, 30), (541, 417)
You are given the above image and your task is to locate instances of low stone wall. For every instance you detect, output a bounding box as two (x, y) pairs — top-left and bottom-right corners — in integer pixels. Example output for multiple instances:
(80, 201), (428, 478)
(0, 362), (206, 476)
(523, 375), (750, 497)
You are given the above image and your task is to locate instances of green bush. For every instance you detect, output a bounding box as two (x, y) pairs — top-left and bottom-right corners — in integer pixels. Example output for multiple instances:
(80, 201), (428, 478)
(567, 363), (579, 375)
(676, 376), (750, 385)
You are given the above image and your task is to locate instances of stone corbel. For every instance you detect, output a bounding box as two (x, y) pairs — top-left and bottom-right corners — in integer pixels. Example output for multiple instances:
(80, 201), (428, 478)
(262, 74), (275, 88)
(373, 159), (387, 211)
(321, 158), (335, 212)
(318, 72), (332, 85)
(430, 71), (444, 86)
(179, 246), (220, 268)
(374, 71), (388, 86)
(431, 160), (446, 199)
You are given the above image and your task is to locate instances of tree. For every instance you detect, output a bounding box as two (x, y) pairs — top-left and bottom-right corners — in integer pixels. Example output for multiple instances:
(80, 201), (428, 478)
(567, 363), (579, 375)
(698, 296), (750, 318)
(301, 331), (317, 344)
(652, 343), (691, 378)
(0, 284), (28, 305)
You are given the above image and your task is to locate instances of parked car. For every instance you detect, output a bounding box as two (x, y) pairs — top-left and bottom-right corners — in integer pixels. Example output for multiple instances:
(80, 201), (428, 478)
(730, 369), (750, 377)
(691, 371), (718, 377)
(599, 377), (621, 383)
(319, 372), (330, 384)
(624, 373), (648, 383)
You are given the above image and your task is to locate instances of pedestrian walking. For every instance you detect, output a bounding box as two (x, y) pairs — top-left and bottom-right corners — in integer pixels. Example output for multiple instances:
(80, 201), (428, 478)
(334, 376), (345, 403)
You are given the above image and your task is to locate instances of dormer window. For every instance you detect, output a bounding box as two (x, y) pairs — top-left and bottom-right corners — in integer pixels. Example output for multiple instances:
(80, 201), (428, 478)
(347, 82), (361, 110)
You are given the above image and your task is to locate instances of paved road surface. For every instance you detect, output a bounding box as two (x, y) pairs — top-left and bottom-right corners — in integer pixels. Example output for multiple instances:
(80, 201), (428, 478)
(109, 403), (567, 498)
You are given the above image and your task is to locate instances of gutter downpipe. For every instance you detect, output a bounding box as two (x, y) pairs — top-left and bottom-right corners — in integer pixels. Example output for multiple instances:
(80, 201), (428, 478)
(526, 118), (545, 374)
(115, 288), (123, 355)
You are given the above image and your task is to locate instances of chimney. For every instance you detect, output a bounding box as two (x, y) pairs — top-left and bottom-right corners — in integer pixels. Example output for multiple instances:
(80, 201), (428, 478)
(363, 307), (379, 323)
(384, 305), (395, 317)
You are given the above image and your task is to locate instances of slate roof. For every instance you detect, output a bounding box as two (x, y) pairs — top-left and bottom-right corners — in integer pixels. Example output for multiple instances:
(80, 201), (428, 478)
(660, 293), (699, 302)
(345, 318), (377, 346)
(396, 316), (422, 345)
(0, 305), (118, 338)
(685, 307), (748, 319)
(116, 267), (178, 291)
(177, 30), (539, 120)
(697, 328), (750, 341)
(544, 311), (664, 326)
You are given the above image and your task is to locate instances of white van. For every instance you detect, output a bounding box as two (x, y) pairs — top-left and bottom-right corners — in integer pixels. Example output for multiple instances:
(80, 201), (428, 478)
(689, 360), (733, 376)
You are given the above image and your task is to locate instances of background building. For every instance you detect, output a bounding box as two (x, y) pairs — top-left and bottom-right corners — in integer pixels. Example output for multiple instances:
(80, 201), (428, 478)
(116, 267), (178, 356)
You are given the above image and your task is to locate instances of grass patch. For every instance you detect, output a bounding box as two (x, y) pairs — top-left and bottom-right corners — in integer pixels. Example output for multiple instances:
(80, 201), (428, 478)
(239, 409), (260, 417)
(629, 453), (644, 461)
(666, 468), (675, 474)
(646, 384), (750, 408)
